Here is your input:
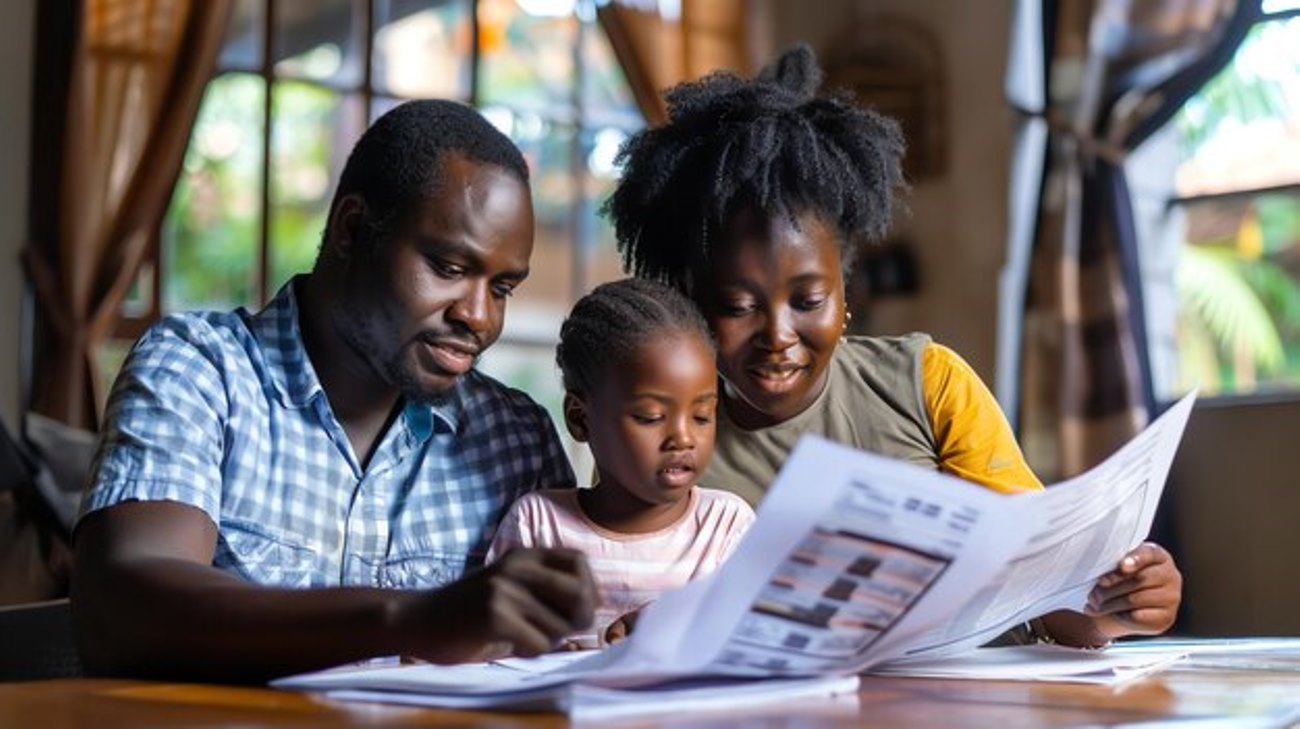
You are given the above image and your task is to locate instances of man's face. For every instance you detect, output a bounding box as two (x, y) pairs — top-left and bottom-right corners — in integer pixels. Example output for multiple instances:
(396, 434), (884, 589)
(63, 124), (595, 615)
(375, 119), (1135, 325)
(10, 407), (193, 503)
(341, 154), (534, 402)
(699, 211), (846, 428)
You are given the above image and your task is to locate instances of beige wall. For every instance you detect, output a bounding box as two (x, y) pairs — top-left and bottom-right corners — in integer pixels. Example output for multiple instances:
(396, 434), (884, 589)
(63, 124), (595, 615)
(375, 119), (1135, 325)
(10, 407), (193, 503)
(761, 0), (1012, 381)
(0, 0), (35, 427)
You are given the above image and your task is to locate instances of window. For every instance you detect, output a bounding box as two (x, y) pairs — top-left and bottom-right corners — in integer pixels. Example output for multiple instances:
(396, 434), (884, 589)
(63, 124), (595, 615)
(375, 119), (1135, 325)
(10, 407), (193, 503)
(110, 0), (642, 465)
(1135, 3), (1300, 400)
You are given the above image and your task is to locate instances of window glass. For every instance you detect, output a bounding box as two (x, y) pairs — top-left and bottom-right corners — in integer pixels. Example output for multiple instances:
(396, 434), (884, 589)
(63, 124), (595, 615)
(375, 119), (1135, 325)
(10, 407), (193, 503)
(113, 1), (647, 458)
(269, 85), (367, 294)
(581, 12), (641, 129)
(219, 0), (264, 72)
(373, 0), (473, 100)
(579, 23), (639, 289)
(162, 73), (265, 313)
(477, 0), (578, 114)
(582, 126), (630, 289)
(483, 106), (576, 341)
(1156, 16), (1300, 398)
(274, 0), (364, 87)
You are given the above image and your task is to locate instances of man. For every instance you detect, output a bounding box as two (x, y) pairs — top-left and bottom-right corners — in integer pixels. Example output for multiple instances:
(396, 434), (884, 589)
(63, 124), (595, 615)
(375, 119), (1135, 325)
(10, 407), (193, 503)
(71, 101), (596, 683)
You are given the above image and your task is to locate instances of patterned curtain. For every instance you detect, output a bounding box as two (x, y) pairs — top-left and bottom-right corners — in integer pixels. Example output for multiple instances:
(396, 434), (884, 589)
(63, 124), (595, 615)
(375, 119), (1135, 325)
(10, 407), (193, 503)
(999, 0), (1259, 481)
(597, 0), (751, 126)
(21, 0), (232, 430)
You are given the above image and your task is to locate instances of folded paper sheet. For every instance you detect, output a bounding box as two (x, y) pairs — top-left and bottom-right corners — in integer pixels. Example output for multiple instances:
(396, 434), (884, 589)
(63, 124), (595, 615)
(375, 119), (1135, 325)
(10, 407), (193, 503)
(276, 392), (1197, 712)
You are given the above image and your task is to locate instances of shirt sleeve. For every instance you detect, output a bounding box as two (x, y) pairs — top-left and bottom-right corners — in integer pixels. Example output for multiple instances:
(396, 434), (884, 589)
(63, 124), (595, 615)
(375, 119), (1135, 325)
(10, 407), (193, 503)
(921, 342), (1043, 494)
(79, 318), (231, 528)
(485, 494), (537, 563)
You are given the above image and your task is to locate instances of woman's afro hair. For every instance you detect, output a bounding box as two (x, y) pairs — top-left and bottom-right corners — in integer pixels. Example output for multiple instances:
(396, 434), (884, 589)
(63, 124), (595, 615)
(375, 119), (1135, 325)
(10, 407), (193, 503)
(605, 44), (907, 294)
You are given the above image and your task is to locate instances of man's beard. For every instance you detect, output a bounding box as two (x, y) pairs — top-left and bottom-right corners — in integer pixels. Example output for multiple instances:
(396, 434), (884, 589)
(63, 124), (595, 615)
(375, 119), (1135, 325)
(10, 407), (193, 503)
(382, 351), (458, 406)
(340, 307), (457, 406)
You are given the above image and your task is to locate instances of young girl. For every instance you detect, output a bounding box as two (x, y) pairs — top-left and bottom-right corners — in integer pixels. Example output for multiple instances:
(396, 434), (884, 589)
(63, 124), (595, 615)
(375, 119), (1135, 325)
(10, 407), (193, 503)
(487, 278), (755, 649)
(604, 45), (1184, 649)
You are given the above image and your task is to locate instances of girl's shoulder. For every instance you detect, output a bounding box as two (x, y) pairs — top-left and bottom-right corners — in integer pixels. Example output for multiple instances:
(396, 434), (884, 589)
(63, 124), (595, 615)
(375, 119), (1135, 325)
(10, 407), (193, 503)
(511, 488), (583, 518)
(694, 487), (758, 520)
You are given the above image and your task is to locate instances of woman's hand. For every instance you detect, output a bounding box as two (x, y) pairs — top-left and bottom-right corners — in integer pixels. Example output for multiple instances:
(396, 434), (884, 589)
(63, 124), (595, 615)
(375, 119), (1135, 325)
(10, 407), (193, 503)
(1042, 542), (1182, 648)
(1086, 542), (1182, 639)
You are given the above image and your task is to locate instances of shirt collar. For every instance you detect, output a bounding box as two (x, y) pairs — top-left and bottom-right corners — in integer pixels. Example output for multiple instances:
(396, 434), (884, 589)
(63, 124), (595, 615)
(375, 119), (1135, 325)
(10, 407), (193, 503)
(404, 387), (462, 442)
(245, 276), (324, 409)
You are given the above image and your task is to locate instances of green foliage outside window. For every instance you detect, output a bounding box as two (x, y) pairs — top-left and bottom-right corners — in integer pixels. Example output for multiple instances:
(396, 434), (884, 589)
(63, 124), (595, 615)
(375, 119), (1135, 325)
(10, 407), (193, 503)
(1172, 18), (1300, 396)
(164, 73), (264, 312)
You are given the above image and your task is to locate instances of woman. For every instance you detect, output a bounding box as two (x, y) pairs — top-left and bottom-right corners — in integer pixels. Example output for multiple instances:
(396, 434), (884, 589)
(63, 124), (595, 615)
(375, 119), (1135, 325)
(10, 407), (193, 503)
(605, 45), (1182, 648)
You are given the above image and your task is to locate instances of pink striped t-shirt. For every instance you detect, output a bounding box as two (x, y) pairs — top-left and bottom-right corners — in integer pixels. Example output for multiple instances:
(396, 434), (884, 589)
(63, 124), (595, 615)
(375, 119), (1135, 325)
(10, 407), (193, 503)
(486, 487), (755, 648)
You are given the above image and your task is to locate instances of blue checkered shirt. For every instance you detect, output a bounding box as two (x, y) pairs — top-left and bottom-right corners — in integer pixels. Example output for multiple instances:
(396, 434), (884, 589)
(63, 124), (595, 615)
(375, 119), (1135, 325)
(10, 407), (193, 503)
(81, 279), (575, 589)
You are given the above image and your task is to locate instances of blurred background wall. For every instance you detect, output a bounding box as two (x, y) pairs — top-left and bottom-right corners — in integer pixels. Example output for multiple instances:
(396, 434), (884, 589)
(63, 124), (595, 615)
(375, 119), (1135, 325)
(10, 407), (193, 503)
(0, 0), (35, 428)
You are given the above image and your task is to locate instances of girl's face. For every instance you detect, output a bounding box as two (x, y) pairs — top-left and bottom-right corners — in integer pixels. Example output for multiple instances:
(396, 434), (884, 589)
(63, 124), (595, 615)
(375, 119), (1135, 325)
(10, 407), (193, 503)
(571, 329), (718, 527)
(700, 212), (846, 429)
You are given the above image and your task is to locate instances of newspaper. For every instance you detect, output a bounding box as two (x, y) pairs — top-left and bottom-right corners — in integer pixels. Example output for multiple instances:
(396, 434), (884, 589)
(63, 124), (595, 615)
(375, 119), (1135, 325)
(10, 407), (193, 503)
(276, 391), (1195, 698)
(558, 390), (1196, 682)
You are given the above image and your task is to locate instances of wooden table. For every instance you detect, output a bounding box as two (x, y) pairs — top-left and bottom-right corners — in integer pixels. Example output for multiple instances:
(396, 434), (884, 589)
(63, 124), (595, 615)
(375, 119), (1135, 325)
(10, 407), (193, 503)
(3, 653), (1298, 727)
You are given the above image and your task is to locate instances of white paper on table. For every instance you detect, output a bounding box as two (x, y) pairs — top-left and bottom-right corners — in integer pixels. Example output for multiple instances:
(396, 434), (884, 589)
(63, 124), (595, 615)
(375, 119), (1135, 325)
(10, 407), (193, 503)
(279, 658), (576, 696)
(869, 644), (1187, 685)
(321, 673), (862, 722)
(1105, 638), (1300, 656)
(1107, 638), (1300, 673)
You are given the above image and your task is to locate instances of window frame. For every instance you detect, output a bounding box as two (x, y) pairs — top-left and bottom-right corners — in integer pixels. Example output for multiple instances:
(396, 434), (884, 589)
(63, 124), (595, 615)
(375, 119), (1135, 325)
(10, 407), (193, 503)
(114, 0), (637, 354)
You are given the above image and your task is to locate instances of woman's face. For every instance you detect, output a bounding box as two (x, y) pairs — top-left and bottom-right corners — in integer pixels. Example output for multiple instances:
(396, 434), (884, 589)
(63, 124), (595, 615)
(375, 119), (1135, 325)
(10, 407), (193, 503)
(699, 212), (846, 429)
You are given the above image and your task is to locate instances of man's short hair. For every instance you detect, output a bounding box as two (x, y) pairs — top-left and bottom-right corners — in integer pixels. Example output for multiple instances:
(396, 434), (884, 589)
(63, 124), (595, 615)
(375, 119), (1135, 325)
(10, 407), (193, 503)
(323, 100), (530, 252)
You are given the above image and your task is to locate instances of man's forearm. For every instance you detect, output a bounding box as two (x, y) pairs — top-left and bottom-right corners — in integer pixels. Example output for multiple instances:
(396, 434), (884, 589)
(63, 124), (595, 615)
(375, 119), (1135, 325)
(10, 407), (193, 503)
(72, 556), (411, 683)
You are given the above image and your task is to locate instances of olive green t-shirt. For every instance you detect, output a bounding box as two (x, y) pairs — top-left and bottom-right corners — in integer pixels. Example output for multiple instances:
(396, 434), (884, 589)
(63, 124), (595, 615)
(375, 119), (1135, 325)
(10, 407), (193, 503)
(702, 334), (938, 506)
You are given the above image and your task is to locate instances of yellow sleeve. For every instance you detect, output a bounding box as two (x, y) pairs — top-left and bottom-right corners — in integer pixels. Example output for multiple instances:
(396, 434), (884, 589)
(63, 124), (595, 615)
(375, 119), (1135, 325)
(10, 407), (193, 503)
(922, 343), (1043, 494)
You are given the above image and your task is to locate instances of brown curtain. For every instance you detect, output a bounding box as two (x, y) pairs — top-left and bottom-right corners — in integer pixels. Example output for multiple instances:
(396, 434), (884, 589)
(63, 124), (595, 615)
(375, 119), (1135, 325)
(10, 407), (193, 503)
(1013, 0), (1257, 481)
(597, 0), (751, 126)
(22, 0), (232, 430)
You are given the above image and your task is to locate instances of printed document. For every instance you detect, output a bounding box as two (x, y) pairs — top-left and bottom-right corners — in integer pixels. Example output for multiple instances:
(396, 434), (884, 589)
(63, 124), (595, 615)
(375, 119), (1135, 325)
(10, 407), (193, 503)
(276, 392), (1196, 706)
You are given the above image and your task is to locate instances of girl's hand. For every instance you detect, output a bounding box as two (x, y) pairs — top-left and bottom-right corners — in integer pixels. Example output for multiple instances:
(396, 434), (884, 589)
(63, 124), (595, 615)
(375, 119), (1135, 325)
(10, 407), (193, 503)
(603, 607), (644, 644)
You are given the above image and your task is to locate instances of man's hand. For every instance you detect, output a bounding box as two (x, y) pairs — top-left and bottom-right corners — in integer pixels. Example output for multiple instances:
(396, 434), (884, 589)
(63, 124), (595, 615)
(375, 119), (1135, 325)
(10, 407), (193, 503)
(1086, 542), (1182, 639)
(399, 548), (597, 663)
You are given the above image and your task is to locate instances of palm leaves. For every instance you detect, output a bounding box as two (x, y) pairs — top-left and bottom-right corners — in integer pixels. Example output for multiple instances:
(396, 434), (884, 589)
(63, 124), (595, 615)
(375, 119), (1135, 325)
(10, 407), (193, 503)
(1177, 244), (1281, 392)
(1176, 239), (1300, 393)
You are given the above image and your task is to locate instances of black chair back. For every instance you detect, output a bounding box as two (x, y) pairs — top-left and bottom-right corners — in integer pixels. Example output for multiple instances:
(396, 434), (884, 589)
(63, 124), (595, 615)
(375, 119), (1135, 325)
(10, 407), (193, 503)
(0, 598), (82, 681)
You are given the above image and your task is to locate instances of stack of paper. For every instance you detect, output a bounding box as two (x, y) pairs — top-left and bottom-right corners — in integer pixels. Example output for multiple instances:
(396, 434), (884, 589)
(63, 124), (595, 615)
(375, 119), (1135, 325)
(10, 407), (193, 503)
(1107, 637), (1300, 672)
(276, 652), (860, 721)
(869, 644), (1187, 685)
